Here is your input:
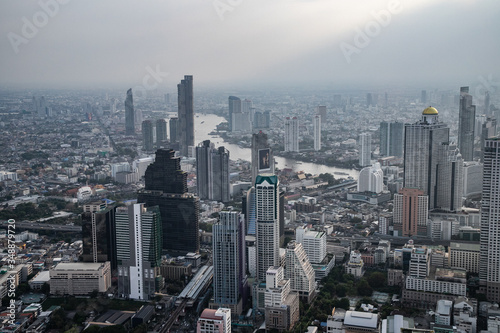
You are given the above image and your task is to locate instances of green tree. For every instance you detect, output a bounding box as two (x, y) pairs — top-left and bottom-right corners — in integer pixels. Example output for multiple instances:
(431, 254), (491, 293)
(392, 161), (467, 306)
(335, 284), (347, 297)
(367, 272), (387, 289)
(356, 279), (373, 297)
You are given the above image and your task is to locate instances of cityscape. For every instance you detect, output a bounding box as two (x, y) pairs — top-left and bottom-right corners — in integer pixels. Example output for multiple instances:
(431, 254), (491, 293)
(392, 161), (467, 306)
(1, 1), (500, 333)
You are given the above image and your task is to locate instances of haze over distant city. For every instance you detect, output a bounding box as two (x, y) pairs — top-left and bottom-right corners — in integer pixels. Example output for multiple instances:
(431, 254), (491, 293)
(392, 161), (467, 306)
(1, 0), (499, 91)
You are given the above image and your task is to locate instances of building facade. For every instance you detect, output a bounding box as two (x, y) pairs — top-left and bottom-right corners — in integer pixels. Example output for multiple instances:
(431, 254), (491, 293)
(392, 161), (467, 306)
(380, 121), (404, 157)
(458, 87), (476, 161)
(359, 133), (372, 167)
(284, 117), (299, 152)
(116, 204), (162, 301)
(178, 75), (194, 156)
(314, 115), (321, 151)
(142, 120), (154, 151)
(125, 88), (135, 135)
(393, 188), (429, 237)
(479, 137), (500, 302)
(196, 140), (230, 203)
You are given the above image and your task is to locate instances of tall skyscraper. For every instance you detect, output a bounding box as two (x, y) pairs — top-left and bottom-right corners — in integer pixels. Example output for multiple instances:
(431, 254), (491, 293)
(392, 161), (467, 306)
(228, 96), (241, 132)
(481, 117), (497, 162)
(169, 117), (179, 143)
(251, 132), (274, 184)
(116, 203), (162, 301)
(393, 188), (429, 237)
(81, 202), (117, 270)
(178, 75), (194, 156)
(125, 88), (135, 135)
(404, 107), (449, 209)
(314, 115), (321, 151)
(421, 90), (427, 104)
(480, 137), (500, 302)
(156, 118), (167, 148)
(316, 106), (327, 123)
(458, 87), (476, 161)
(435, 145), (464, 211)
(485, 91), (491, 116)
(284, 117), (299, 152)
(138, 149), (200, 254)
(196, 140), (230, 202)
(142, 120), (154, 151)
(212, 211), (247, 315)
(379, 121), (404, 157)
(255, 174), (280, 282)
(358, 133), (372, 167)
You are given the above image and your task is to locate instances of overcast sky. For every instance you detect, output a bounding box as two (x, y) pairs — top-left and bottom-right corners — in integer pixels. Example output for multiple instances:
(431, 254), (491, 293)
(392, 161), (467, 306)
(1, 0), (499, 91)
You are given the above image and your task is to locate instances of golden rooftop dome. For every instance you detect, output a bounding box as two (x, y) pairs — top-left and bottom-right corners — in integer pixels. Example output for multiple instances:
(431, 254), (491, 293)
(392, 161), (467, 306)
(422, 106), (438, 115)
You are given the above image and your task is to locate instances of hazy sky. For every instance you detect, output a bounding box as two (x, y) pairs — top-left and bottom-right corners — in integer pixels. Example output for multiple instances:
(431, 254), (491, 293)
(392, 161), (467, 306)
(1, 0), (499, 90)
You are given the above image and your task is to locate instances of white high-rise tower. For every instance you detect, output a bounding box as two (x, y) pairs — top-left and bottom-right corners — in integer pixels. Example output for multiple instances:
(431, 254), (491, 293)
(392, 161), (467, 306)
(314, 115), (321, 151)
(359, 133), (372, 167)
(284, 117), (299, 152)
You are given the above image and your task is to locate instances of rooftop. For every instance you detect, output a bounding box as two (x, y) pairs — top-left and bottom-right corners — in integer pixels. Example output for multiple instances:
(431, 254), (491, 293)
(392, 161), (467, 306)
(344, 311), (378, 329)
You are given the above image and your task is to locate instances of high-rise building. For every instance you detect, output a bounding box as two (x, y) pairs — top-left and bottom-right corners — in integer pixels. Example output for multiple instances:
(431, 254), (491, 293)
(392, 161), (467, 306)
(485, 90), (491, 116)
(479, 137), (500, 302)
(295, 226), (326, 264)
(458, 87), (476, 161)
(81, 203), (117, 270)
(481, 117), (497, 162)
(251, 132), (274, 184)
(379, 121), (404, 157)
(316, 106), (327, 123)
(196, 140), (230, 203)
(357, 162), (384, 193)
(228, 96), (241, 132)
(169, 117), (179, 144)
(138, 149), (199, 254)
(285, 241), (316, 303)
(435, 145), (463, 211)
(125, 88), (135, 135)
(178, 75), (194, 156)
(284, 117), (299, 152)
(359, 133), (372, 167)
(197, 308), (232, 333)
(314, 115), (321, 151)
(255, 174), (280, 282)
(393, 188), (429, 237)
(264, 266), (300, 331)
(142, 120), (154, 151)
(116, 203), (162, 301)
(404, 107), (450, 209)
(253, 110), (271, 130)
(212, 211), (247, 315)
(421, 90), (427, 104)
(156, 118), (167, 148)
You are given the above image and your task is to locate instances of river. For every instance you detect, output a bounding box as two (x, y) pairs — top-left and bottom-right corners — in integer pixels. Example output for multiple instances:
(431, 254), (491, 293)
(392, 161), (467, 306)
(186, 113), (359, 180)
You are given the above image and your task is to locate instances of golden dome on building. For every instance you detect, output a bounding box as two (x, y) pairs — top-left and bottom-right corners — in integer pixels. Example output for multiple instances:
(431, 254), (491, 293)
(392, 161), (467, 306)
(422, 106), (438, 115)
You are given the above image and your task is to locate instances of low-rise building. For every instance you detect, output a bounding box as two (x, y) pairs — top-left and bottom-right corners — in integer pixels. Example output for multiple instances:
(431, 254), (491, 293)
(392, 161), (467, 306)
(49, 262), (111, 295)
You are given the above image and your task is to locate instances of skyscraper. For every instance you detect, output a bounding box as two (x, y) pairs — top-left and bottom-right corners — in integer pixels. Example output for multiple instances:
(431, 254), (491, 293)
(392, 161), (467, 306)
(178, 75), (194, 156)
(138, 149), (200, 254)
(359, 133), (372, 167)
(481, 117), (497, 162)
(125, 88), (135, 135)
(458, 87), (476, 161)
(404, 107), (449, 209)
(196, 140), (230, 202)
(284, 117), (299, 152)
(169, 117), (179, 143)
(435, 145), (464, 211)
(228, 96), (241, 132)
(251, 132), (274, 184)
(81, 202), (117, 270)
(212, 211), (247, 315)
(480, 137), (500, 302)
(485, 91), (491, 116)
(255, 174), (280, 282)
(393, 188), (429, 237)
(116, 203), (162, 301)
(379, 121), (404, 157)
(156, 118), (167, 148)
(316, 106), (327, 123)
(142, 120), (154, 151)
(314, 115), (321, 151)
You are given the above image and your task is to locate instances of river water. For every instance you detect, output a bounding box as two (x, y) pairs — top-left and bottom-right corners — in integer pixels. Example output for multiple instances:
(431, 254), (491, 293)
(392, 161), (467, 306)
(189, 113), (359, 180)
